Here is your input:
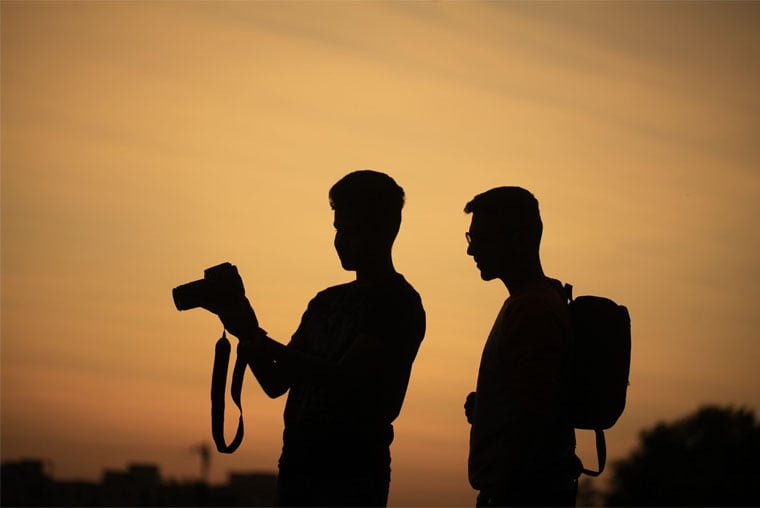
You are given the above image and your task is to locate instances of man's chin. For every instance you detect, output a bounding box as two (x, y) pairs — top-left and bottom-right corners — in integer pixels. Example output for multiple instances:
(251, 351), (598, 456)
(339, 257), (358, 271)
(478, 268), (497, 281)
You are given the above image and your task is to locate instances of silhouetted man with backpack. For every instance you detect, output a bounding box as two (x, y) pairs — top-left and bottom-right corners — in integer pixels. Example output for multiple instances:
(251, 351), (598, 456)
(203, 170), (426, 506)
(463, 187), (579, 507)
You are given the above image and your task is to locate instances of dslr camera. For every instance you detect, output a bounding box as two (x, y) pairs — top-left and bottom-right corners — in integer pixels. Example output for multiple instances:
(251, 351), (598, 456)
(173, 262), (244, 311)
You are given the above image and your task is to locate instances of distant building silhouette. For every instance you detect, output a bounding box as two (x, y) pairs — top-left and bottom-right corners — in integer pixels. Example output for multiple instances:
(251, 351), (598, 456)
(1, 458), (276, 507)
(101, 464), (161, 506)
(1, 460), (55, 506)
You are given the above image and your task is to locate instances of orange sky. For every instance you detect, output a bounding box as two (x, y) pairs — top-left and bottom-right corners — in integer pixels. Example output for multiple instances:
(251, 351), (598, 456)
(2, 2), (759, 506)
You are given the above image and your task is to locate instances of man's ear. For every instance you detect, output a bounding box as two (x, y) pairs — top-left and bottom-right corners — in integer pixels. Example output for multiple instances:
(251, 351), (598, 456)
(510, 229), (539, 256)
(504, 229), (527, 252)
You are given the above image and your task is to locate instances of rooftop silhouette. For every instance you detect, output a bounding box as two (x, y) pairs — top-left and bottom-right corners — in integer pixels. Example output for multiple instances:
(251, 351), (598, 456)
(1, 458), (277, 507)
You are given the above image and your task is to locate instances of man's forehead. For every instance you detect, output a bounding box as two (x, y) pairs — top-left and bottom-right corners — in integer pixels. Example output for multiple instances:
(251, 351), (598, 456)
(469, 213), (500, 232)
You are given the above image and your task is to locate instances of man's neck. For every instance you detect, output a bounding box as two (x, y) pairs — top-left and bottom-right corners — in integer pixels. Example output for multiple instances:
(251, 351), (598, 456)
(501, 264), (545, 296)
(355, 257), (397, 286)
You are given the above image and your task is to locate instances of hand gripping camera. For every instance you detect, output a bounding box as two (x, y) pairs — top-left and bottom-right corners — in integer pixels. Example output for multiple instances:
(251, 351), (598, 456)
(172, 262), (244, 311)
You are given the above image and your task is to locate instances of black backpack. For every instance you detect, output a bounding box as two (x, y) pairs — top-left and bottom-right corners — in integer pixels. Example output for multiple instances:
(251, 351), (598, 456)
(563, 283), (631, 477)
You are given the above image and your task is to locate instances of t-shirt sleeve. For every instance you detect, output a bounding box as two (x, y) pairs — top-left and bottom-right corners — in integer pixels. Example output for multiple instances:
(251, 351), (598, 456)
(360, 286), (426, 359)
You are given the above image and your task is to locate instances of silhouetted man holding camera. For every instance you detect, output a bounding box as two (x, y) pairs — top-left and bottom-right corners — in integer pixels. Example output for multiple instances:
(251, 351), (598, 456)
(202, 170), (425, 507)
(463, 187), (578, 507)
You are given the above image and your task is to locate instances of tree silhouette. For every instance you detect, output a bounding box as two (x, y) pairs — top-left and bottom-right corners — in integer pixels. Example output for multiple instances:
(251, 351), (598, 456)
(604, 405), (760, 506)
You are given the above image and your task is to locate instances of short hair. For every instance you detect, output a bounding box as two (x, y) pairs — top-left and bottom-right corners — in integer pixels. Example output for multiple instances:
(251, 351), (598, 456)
(329, 170), (405, 240)
(464, 186), (543, 247)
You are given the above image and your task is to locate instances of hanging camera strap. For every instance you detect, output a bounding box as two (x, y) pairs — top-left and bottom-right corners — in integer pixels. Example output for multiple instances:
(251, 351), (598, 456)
(210, 330), (246, 453)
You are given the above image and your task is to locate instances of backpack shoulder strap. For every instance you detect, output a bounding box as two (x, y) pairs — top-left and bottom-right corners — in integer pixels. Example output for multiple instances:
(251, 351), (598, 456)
(581, 429), (607, 477)
(563, 282), (574, 302)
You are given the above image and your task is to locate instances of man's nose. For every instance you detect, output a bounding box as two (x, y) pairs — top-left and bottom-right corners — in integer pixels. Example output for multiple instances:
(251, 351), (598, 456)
(467, 243), (475, 256)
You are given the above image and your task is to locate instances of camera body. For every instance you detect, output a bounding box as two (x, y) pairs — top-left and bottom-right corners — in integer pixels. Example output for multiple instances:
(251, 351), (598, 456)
(173, 262), (243, 311)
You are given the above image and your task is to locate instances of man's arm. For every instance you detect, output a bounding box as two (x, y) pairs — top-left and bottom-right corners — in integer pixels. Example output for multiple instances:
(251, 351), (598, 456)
(215, 300), (292, 399)
(196, 271), (394, 399)
(221, 299), (421, 400)
(242, 328), (413, 393)
(193, 267), (294, 398)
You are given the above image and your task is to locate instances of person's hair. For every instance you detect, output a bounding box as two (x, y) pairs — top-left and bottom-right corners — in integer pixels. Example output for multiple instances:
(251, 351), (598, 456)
(329, 170), (405, 241)
(464, 186), (543, 248)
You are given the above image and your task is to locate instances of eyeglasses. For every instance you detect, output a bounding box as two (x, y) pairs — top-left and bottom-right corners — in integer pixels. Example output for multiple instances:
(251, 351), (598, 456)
(465, 232), (472, 245)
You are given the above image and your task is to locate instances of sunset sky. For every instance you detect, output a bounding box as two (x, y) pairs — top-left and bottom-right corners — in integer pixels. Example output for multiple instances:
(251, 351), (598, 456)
(2, 1), (759, 505)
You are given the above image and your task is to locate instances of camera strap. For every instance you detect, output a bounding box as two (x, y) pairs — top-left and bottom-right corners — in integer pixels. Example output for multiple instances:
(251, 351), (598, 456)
(210, 330), (246, 454)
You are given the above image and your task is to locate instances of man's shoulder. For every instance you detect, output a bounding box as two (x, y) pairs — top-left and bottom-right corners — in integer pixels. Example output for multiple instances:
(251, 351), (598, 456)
(308, 275), (423, 312)
(506, 278), (569, 321)
(372, 276), (425, 322)
(512, 278), (564, 304)
(311, 281), (356, 303)
(498, 279), (572, 351)
(366, 275), (426, 345)
(387, 274), (423, 302)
